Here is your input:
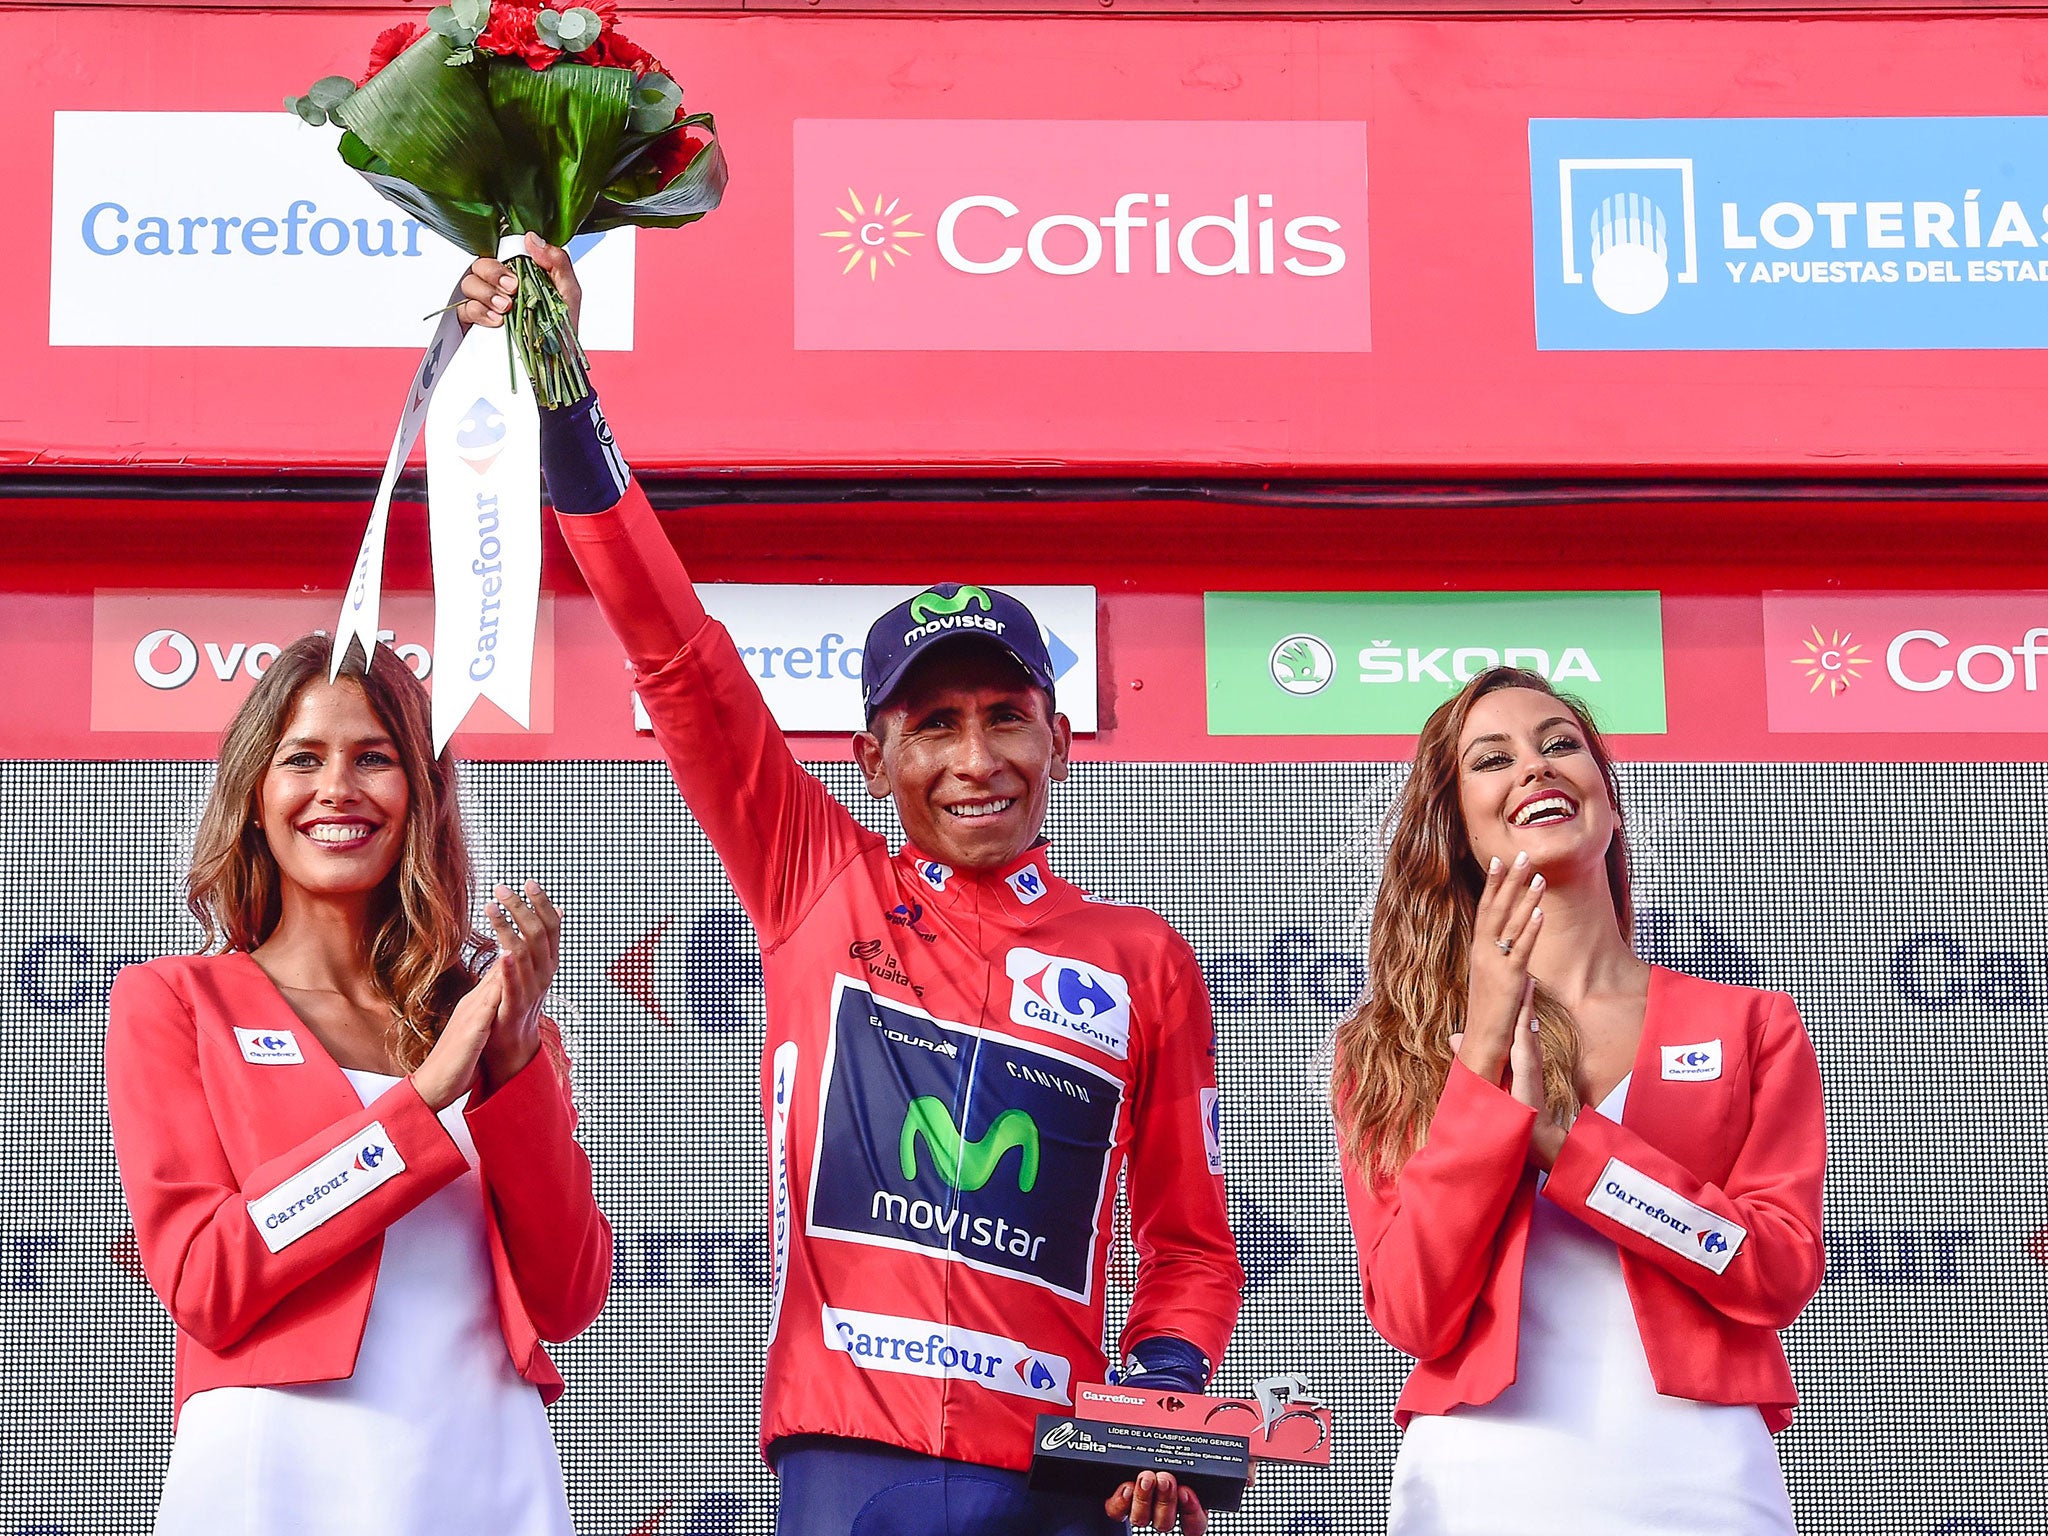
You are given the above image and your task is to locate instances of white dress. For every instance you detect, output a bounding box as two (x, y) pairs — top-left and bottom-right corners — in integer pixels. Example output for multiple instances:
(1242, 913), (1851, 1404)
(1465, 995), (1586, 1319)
(1389, 1075), (1796, 1536)
(156, 1070), (575, 1536)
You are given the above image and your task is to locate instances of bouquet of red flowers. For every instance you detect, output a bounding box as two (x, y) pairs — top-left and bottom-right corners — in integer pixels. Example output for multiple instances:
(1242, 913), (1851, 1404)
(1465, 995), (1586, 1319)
(288, 1), (726, 406)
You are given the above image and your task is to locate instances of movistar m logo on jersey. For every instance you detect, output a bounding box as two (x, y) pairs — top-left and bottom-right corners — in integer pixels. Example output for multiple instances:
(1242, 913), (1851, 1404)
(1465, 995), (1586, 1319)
(901, 1098), (1040, 1192)
(808, 977), (1123, 1301)
(903, 585), (1007, 645)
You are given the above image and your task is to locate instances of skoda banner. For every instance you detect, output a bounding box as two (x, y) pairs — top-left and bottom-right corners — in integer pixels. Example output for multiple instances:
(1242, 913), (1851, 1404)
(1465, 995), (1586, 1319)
(1204, 590), (1666, 736)
(1530, 116), (2048, 350)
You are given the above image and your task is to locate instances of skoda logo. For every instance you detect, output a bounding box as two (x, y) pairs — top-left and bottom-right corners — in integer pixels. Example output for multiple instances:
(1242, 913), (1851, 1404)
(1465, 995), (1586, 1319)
(1268, 633), (1334, 696)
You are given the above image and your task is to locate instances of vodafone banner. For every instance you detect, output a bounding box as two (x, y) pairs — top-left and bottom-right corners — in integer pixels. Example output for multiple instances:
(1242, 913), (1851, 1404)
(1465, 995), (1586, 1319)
(92, 592), (554, 737)
(794, 120), (1367, 353)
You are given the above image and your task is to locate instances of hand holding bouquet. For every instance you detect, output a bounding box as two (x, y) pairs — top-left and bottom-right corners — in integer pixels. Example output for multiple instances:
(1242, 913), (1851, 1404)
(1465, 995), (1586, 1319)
(288, 0), (726, 405)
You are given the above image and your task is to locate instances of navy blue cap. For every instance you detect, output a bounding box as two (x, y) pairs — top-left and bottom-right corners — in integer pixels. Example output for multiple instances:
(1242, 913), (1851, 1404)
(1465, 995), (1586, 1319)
(861, 584), (1057, 721)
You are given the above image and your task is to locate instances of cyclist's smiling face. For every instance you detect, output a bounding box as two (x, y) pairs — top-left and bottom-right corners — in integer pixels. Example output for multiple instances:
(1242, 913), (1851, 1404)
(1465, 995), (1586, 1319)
(856, 642), (1071, 872)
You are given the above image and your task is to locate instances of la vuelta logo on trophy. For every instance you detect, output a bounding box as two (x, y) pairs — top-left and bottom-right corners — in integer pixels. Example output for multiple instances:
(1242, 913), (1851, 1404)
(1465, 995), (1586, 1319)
(292, 1), (728, 746)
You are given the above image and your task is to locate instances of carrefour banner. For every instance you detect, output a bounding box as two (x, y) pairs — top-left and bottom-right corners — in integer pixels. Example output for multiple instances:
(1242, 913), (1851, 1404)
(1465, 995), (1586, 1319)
(1531, 117), (2048, 351)
(48, 112), (636, 350)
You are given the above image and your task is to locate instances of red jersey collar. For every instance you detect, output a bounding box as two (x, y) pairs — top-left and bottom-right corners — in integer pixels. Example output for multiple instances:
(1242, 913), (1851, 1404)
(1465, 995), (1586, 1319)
(896, 839), (1066, 917)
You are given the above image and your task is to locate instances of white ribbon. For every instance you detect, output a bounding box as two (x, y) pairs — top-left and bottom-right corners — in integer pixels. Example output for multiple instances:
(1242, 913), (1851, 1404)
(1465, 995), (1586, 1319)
(424, 235), (542, 752)
(330, 298), (466, 684)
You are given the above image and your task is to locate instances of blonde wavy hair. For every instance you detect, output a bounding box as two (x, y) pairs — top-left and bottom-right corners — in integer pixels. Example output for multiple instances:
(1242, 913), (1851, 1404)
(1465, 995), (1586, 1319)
(1330, 667), (1633, 1183)
(187, 634), (488, 1071)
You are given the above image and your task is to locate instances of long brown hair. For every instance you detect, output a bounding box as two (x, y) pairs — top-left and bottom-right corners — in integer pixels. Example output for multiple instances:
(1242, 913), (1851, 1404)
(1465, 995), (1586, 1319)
(187, 634), (487, 1070)
(1330, 667), (1633, 1182)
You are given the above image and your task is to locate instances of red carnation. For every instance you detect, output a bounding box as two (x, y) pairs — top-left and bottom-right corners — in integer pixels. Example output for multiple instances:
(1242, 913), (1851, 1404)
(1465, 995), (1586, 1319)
(361, 22), (426, 84)
(590, 28), (664, 77)
(476, 3), (562, 70)
(645, 126), (709, 185)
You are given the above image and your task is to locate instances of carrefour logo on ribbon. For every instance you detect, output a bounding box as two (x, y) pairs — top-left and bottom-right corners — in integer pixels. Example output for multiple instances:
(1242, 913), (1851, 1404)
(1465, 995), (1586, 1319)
(1531, 116), (2048, 350)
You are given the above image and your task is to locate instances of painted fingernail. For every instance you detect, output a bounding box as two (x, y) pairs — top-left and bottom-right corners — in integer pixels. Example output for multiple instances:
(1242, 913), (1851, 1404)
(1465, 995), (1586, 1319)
(1513, 851), (1529, 868)
(1531, 906), (1543, 921)
(1531, 874), (1545, 890)
(1488, 856), (1501, 874)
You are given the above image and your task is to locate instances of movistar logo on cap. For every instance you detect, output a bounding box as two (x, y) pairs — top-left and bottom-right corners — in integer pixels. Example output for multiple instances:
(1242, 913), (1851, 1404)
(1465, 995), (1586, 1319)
(903, 585), (1007, 645)
(909, 585), (992, 624)
(900, 1096), (1040, 1192)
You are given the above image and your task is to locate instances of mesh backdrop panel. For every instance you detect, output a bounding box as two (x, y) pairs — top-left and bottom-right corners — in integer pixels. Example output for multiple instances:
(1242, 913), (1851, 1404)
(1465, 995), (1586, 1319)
(1, 758), (2039, 1534)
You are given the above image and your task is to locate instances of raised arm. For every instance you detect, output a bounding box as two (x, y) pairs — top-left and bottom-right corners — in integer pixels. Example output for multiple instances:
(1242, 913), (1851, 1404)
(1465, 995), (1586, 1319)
(105, 965), (471, 1354)
(461, 238), (868, 944)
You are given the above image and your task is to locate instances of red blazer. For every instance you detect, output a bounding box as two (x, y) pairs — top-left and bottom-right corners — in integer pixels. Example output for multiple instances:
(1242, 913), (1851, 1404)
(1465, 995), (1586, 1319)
(1339, 966), (1826, 1432)
(106, 952), (612, 1423)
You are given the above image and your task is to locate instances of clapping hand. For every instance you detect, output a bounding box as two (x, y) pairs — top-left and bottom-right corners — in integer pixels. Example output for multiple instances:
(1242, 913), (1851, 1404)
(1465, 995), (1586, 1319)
(1458, 852), (1543, 1084)
(412, 965), (502, 1112)
(480, 880), (563, 1090)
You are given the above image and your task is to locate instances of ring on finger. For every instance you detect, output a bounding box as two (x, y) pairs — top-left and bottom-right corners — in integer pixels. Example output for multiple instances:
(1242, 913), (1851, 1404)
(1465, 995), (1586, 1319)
(1494, 937), (1513, 954)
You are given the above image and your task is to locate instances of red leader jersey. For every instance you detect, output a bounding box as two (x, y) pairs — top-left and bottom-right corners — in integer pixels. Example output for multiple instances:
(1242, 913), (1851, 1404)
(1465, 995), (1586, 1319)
(558, 485), (1242, 1471)
(1340, 966), (1826, 1432)
(106, 953), (612, 1423)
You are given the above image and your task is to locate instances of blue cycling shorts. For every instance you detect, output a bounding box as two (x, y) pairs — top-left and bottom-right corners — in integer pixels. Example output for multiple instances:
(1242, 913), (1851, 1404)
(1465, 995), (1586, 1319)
(772, 1435), (1122, 1536)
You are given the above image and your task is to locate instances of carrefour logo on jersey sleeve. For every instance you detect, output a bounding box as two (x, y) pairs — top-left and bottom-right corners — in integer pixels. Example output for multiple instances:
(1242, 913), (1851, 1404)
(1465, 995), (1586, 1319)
(1005, 947), (1133, 1061)
(807, 977), (1123, 1302)
(1531, 116), (2048, 351)
(820, 1304), (1073, 1405)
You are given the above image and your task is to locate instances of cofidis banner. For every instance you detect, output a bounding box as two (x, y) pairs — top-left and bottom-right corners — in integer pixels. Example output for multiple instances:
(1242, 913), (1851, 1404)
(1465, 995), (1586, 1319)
(1530, 117), (2048, 350)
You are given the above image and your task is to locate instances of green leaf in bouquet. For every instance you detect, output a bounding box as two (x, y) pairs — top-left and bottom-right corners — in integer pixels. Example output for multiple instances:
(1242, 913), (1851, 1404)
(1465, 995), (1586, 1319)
(480, 58), (638, 247)
(332, 29), (510, 255)
(428, 0), (488, 47)
(536, 6), (603, 54)
(627, 72), (683, 135)
(284, 95), (330, 127)
(585, 114), (729, 232)
(305, 75), (358, 111)
(453, 0), (492, 31)
(338, 131), (502, 255)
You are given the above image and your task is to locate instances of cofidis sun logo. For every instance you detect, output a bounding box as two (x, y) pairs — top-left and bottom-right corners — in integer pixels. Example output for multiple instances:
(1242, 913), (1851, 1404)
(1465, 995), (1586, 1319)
(1789, 625), (1874, 699)
(795, 119), (1370, 353)
(819, 188), (926, 280)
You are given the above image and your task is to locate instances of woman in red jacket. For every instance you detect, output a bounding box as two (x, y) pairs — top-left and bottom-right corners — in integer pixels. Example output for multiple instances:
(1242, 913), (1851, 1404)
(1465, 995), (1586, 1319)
(1331, 667), (1824, 1535)
(106, 634), (611, 1535)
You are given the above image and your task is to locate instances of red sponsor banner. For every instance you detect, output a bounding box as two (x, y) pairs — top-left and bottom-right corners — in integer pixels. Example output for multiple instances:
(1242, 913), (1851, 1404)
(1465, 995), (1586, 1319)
(88, 592), (555, 737)
(793, 120), (1368, 353)
(6, 10), (2048, 474)
(1763, 592), (2048, 734)
(5, 573), (2046, 765)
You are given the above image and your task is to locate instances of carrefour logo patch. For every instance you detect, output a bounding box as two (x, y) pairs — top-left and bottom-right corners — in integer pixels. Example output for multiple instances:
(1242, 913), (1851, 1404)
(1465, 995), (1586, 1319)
(1005, 947), (1133, 1061)
(234, 1026), (304, 1065)
(245, 1120), (406, 1253)
(820, 1303), (1072, 1405)
(1660, 1039), (1723, 1081)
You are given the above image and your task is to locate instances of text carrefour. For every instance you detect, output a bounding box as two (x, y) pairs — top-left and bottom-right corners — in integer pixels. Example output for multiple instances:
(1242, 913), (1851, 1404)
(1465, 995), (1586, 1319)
(81, 200), (428, 259)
